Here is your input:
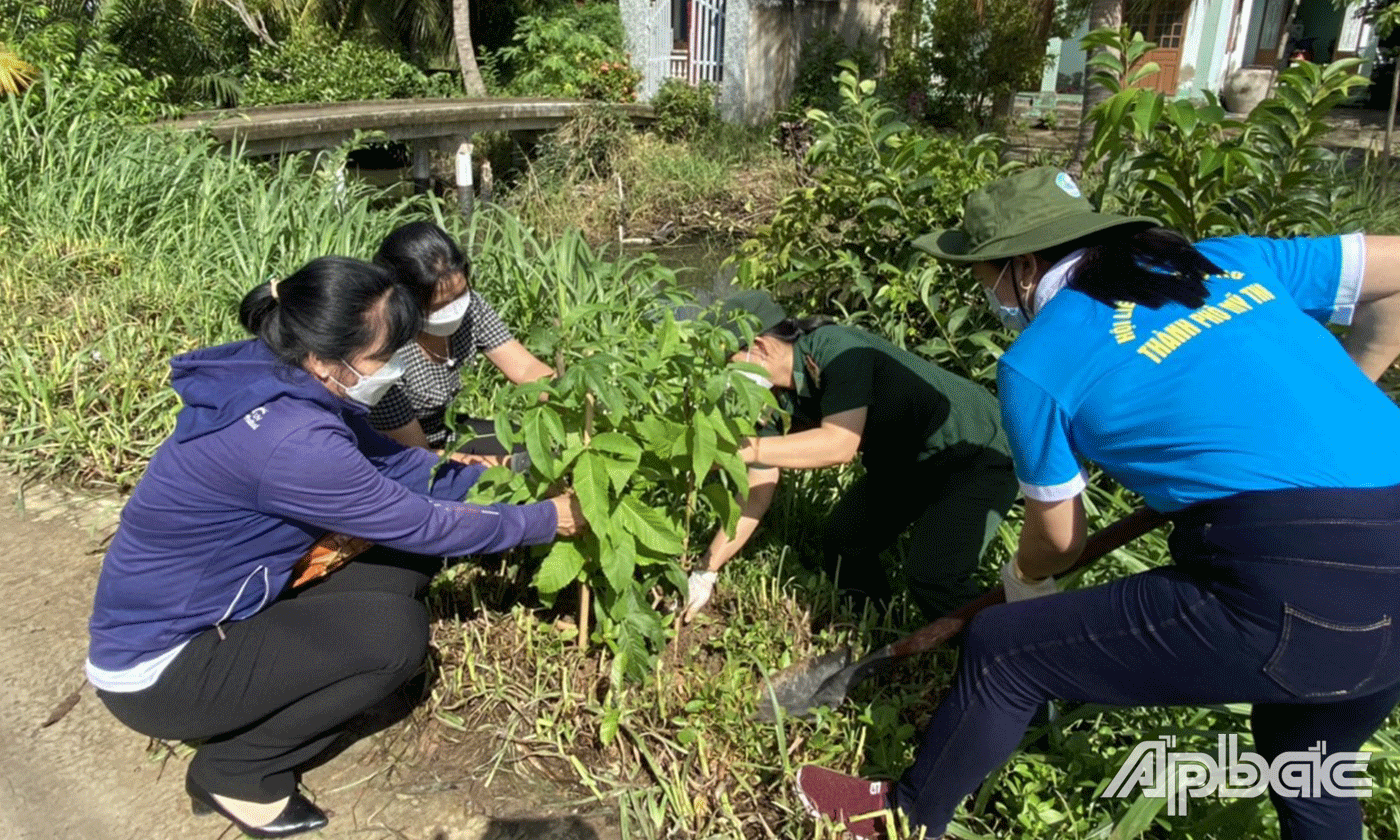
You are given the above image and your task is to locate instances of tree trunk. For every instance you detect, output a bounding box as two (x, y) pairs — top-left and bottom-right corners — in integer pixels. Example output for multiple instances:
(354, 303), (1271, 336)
(452, 0), (487, 97)
(1070, 0), (1123, 170)
(1386, 50), (1398, 159)
(215, 0), (276, 47)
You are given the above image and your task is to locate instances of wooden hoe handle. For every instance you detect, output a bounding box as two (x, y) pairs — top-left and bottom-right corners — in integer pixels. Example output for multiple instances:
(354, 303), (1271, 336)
(886, 508), (1170, 659)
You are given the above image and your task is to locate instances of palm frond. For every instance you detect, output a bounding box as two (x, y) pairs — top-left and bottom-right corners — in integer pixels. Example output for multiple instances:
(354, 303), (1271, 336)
(0, 44), (38, 96)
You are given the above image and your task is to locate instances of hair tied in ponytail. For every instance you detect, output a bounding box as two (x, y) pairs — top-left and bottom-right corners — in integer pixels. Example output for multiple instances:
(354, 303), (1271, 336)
(268, 275), (281, 301)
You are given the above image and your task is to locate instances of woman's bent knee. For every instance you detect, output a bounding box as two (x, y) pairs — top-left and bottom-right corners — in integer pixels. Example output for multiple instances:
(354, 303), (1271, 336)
(338, 592), (429, 679)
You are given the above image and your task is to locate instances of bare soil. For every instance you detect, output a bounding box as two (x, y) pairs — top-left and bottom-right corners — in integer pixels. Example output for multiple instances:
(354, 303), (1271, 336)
(0, 474), (619, 840)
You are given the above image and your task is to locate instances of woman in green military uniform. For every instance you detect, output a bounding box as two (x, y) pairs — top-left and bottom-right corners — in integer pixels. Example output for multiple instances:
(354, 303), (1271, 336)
(683, 290), (1018, 623)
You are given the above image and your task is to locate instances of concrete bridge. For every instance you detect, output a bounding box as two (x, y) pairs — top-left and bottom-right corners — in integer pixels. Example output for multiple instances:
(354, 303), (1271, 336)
(166, 98), (654, 211)
(166, 98), (654, 156)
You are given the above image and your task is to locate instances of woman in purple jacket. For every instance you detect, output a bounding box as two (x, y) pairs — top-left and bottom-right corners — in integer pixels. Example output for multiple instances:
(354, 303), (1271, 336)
(87, 256), (584, 839)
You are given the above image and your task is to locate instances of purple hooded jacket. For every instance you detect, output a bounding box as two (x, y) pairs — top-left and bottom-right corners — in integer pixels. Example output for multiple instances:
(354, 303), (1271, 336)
(87, 339), (556, 689)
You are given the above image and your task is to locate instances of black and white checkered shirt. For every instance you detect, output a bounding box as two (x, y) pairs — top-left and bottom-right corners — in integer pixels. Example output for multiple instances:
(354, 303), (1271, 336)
(369, 291), (514, 446)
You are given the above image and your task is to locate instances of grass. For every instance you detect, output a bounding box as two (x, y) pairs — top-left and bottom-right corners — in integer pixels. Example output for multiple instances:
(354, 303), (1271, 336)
(418, 470), (954, 839)
(503, 118), (799, 246)
(0, 86), (440, 488)
(4, 83), (1400, 840)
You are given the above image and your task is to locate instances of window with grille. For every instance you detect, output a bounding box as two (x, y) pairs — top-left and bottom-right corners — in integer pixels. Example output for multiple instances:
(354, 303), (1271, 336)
(1125, 0), (1190, 49)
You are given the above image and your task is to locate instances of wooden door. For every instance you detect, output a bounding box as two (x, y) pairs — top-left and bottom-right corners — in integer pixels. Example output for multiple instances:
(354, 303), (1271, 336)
(1125, 0), (1192, 94)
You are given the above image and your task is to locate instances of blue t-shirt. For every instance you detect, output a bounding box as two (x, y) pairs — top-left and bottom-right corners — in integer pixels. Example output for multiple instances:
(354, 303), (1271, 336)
(997, 233), (1400, 512)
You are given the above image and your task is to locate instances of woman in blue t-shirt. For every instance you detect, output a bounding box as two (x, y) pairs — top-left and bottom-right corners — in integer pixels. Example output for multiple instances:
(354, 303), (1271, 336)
(793, 167), (1400, 840)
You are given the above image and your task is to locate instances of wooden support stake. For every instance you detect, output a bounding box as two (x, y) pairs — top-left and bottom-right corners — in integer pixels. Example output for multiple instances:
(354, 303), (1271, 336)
(578, 583), (591, 650)
(577, 392), (595, 649)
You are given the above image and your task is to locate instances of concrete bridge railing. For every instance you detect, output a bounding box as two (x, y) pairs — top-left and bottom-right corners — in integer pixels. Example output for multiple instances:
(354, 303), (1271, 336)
(164, 98), (655, 214)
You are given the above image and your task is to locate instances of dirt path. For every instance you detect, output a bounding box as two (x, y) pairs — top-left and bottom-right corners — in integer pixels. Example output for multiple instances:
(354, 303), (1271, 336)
(0, 475), (617, 840)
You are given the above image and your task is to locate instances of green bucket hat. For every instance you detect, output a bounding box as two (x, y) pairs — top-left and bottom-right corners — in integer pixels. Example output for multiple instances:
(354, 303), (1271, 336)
(914, 167), (1159, 263)
(714, 290), (787, 342)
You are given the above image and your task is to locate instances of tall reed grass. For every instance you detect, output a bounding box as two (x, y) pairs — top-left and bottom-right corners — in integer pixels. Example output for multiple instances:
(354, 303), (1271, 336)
(0, 85), (432, 487)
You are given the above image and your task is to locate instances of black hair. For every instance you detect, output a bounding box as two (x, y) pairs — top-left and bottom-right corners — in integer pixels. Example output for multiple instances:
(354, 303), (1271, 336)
(760, 315), (836, 344)
(373, 221), (471, 312)
(992, 225), (1220, 311)
(239, 256), (422, 367)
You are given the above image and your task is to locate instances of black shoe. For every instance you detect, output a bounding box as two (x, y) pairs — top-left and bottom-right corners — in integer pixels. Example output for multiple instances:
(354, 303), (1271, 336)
(186, 775), (328, 838)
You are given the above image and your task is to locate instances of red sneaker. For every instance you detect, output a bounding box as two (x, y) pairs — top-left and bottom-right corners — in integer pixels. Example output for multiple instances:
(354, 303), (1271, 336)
(794, 764), (893, 839)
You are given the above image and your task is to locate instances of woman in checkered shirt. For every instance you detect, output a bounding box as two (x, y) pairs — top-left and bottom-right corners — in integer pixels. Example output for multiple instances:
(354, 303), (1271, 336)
(370, 222), (554, 457)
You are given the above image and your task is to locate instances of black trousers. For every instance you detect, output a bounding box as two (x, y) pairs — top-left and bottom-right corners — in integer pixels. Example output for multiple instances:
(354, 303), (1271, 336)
(97, 547), (438, 802)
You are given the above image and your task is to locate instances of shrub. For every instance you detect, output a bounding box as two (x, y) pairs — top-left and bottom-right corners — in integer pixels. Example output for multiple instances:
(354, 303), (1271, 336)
(2, 1), (174, 121)
(790, 30), (875, 113)
(651, 78), (719, 140)
(458, 211), (772, 684)
(1082, 26), (1373, 238)
(492, 13), (639, 102)
(101, 0), (250, 107)
(580, 59), (643, 102)
(241, 26), (440, 105)
(734, 66), (1010, 381)
(533, 102), (634, 180)
(885, 0), (1090, 129)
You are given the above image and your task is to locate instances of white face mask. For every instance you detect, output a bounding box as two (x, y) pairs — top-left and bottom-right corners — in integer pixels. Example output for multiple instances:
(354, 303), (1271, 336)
(335, 350), (407, 407)
(984, 262), (1030, 332)
(737, 349), (774, 390)
(423, 290), (472, 336)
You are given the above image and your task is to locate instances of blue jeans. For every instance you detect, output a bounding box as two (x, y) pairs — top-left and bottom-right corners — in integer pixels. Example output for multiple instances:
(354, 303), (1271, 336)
(895, 485), (1400, 840)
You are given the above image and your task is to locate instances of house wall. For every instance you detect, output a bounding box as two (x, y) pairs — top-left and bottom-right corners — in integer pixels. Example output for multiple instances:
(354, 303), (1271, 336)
(619, 0), (655, 94)
(738, 2), (830, 123)
(1227, 0), (1258, 72)
(1183, 0), (1237, 95)
(620, 0), (650, 68)
(1239, 0), (1377, 74)
(1053, 20), (1090, 94)
(622, 0), (896, 124)
(1336, 2), (1379, 73)
(725, 0), (754, 122)
(738, 0), (895, 123)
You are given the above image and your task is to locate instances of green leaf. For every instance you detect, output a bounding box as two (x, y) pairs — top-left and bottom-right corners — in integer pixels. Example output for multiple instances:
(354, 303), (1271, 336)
(687, 418), (719, 478)
(533, 540), (586, 594)
(590, 431), (642, 494)
(616, 494), (685, 554)
(599, 533), (638, 606)
(572, 451), (613, 537)
(599, 706), (622, 747)
(700, 482), (741, 537)
(1108, 792), (1168, 839)
(522, 411), (558, 477)
(588, 434), (641, 459)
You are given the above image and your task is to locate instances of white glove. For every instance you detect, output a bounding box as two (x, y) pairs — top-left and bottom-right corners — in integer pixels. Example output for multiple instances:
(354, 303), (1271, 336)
(1001, 558), (1058, 602)
(683, 570), (718, 622)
